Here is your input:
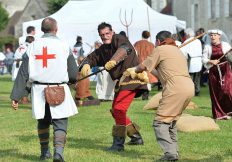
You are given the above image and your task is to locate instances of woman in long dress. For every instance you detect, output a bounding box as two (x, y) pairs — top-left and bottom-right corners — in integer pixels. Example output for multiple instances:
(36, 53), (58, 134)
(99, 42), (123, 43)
(202, 29), (232, 120)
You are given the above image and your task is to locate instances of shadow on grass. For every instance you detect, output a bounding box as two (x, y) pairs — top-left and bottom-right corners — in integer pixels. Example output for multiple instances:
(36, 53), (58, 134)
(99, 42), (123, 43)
(179, 155), (223, 162)
(68, 137), (144, 159)
(0, 92), (11, 95)
(153, 154), (224, 162)
(0, 77), (12, 82)
(0, 103), (31, 109)
(0, 149), (39, 161)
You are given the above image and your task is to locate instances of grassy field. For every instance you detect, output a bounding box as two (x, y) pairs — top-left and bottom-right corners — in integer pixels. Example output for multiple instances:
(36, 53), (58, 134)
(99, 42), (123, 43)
(1, 75), (232, 162)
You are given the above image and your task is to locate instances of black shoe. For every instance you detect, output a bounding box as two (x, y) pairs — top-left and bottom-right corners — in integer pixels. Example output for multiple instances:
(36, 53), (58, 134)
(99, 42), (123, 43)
(142, 91), (149, 100)
(195, 92), (200, 96)
(128, 138), (143, 145)
(107, 136), (125, 152)
(127, 134), (144, 145)
(107, 145), (124, 152)
(39, 148), (51, 160)
(159, 153), (178, 161)
(40, 153), (51, 160)
(87, 96), (94, 100)
(53, 153), (64, 162)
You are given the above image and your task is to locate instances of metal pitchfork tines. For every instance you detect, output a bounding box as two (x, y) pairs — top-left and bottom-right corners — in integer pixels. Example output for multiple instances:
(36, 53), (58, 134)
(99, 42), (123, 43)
(119, 9), (133, 39)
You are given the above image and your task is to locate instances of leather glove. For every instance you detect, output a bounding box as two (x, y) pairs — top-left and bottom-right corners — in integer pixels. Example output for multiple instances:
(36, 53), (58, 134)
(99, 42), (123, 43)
(124, 67), (137, 79)
(137, 71), (149, 83)
(81, 64), (91, 77)
(105, 60), (116, 70)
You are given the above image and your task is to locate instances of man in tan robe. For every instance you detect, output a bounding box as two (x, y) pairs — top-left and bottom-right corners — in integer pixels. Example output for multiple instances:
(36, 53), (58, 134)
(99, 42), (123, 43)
(134, 30), (157, 100)
(126, 31), (194, 161)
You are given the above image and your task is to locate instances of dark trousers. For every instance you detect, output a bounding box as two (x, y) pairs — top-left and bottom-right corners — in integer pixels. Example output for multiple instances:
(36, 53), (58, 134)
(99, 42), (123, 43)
(37, 103), (68, 133)
(190, 72), (201, 94)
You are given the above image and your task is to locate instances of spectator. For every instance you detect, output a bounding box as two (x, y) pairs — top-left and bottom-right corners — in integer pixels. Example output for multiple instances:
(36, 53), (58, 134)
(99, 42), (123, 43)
(181, 28), (203, 96)
(94, 41), (116, 101)
(134, 30), (157, 100)
(72, 36), (84, 61)
(202, 29), (232, 120)
(4, 44), (14, 74)
(19, 26), (35, 45)
(0, 51), (6, 75)
(75, 55), (94, 102)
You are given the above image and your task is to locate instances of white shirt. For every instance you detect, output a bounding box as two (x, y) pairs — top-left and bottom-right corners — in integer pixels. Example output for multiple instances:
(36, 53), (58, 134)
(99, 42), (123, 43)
(181, 37), (203, 73)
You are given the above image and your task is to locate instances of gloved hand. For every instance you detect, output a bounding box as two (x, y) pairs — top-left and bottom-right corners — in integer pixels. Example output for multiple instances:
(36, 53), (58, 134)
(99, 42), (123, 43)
(124, 67), (137, 79)
(137, 71), (149, 83)
(81, 64), (91, 77)
(105, 60), (116, 70)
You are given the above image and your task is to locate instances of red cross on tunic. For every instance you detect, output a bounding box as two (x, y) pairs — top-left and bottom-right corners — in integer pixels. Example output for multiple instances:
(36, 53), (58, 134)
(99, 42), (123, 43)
(19, 46), (25, 52)
(73, 47), (78, 56)
(35, 46), (56, 68)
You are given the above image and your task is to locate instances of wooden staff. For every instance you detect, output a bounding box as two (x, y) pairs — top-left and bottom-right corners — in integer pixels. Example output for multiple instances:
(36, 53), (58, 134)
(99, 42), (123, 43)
(178, 32), (206, 48)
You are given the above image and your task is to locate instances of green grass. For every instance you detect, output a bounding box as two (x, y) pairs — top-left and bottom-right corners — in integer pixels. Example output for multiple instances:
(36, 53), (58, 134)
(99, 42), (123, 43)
(1, 75), (232, 162)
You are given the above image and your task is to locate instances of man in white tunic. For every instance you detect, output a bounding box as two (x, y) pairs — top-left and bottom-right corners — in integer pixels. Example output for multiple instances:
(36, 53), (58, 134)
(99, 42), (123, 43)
(10, 17), (78, 162)
(181, 28), (203, 96)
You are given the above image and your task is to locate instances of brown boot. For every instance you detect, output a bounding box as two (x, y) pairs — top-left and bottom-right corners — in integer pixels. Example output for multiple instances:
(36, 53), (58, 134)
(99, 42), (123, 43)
(107, 125), (126, 151)
(127, 122), (144, 145)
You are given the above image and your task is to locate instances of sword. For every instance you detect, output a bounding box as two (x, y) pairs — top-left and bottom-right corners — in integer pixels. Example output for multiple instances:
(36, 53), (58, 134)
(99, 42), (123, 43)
(76, 67), (105, 82)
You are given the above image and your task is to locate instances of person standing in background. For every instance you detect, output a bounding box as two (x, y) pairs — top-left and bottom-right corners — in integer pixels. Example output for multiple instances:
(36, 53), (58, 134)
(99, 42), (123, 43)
(181, 28), (203, 96)
(202, 29), (232, 120)
(73, 36), (84, 61)
(4, 44), (14, 74)
(94, 41), (116, 101)
(19, 26), (36, 45)
(134, 30), (157, 100)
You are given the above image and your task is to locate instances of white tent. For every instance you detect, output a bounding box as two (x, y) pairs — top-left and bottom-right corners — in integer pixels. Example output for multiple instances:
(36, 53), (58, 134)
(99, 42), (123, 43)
(23, 0), (186, 53)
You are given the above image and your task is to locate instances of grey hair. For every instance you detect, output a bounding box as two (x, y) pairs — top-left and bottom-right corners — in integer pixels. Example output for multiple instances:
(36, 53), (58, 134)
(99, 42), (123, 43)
(185, 28), (195, 37)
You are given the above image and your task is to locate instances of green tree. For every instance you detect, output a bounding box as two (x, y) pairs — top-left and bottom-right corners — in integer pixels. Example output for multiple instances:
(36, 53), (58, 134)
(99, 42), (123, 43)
(0, 3), (9, 31)
(47, 0), (69, 14)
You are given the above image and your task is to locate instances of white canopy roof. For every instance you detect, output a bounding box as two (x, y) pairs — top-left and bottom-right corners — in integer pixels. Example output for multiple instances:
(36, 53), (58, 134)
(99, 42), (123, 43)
(23, 0), (186, 52)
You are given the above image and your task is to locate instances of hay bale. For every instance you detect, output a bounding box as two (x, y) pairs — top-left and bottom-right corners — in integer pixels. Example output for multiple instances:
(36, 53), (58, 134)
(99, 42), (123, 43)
(143, 92), (162, 110)
(143, 93), (198, 110)
(186, 101), (199, 109)
(176, 114), (220, 132)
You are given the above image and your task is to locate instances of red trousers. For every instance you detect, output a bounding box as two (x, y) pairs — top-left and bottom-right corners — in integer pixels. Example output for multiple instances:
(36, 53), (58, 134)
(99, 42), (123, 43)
(112, 90), (136, 126)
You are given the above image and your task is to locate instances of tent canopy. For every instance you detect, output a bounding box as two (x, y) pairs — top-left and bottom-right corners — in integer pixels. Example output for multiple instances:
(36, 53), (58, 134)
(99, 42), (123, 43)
(23, 0), (186, 53)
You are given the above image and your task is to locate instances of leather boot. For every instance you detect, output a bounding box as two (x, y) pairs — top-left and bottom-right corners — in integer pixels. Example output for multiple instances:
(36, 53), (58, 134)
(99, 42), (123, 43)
(53, 130), (66, 162)
(159, 153), (179, 161)
(107, 125), (126, 151)
(40, 147), (51, 160)
(127, 122), (144, 145)
(38, 127), (51, 160)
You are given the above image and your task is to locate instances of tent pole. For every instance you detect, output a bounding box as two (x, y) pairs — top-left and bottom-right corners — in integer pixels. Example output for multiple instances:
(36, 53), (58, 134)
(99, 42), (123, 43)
(147, 7), (151, 42)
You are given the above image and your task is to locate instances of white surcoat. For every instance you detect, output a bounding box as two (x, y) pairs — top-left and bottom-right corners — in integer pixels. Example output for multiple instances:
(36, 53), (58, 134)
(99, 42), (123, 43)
(27, 36), (78, 119)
